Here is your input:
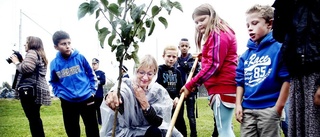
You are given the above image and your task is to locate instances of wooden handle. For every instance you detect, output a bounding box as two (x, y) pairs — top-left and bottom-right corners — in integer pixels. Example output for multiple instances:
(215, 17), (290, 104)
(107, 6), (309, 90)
(166, 57), (199, 137)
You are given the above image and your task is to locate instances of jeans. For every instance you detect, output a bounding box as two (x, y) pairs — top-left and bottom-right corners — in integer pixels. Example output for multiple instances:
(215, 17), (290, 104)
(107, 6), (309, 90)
(186, 93), (197, 137)
(60, 96), (99, 137)
(20, 97), (45, 137)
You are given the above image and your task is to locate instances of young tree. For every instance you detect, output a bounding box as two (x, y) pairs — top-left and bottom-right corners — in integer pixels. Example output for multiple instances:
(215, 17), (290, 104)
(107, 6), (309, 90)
(78, 0), (182, 136)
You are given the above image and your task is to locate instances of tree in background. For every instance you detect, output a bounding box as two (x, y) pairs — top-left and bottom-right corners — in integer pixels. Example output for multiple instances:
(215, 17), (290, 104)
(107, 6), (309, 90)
(77, 0), (182, 136)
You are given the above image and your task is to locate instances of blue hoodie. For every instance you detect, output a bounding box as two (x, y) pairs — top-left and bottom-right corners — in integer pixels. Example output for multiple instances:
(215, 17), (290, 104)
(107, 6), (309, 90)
(235, 32), (290, 109)
(49, 49), (96, 102)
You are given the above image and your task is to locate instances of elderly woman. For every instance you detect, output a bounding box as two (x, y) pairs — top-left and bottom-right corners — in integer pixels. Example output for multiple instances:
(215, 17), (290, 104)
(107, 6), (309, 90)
(100, 54), (182, 137)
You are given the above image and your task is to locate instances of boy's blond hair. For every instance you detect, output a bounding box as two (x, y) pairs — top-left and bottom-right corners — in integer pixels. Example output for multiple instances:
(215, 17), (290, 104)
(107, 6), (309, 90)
(163, 45), (178, 56)
(246, 4), (274, 23)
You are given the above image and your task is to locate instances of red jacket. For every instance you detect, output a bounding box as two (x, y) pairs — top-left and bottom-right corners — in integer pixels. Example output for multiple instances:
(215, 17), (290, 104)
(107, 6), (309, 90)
(185, 31), (238, 96)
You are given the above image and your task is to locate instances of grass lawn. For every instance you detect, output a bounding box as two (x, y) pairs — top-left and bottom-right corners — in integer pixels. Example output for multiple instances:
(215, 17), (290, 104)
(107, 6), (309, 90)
(0, 98), (284, 137)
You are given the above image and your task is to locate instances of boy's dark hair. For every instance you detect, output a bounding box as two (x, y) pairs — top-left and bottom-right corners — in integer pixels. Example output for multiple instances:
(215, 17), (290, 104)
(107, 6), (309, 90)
(181, 38), (188, 41)
(52, 30), (70, 46)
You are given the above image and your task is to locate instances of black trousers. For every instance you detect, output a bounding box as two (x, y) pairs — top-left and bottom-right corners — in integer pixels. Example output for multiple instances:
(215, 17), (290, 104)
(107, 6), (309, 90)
(20, 97), (45, 137)
(60, 96), (99, 137)
(172, 104), (187, 137)
(186, 94), (197, 137)
(94, 97), (103, 125)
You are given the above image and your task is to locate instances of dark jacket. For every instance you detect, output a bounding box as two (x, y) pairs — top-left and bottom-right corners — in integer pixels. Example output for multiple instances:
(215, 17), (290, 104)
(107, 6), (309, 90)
(94, 70), (106, 98)
(156, 64), (183, 100)
(273, 0), (320, 77)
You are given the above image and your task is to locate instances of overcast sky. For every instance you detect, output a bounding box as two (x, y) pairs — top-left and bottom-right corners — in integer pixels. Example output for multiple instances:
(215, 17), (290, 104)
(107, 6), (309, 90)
(0, 0), (275, 85)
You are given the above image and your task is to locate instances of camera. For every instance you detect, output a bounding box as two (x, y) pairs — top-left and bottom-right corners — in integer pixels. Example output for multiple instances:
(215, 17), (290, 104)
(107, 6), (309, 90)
(6, 50), (23, 64)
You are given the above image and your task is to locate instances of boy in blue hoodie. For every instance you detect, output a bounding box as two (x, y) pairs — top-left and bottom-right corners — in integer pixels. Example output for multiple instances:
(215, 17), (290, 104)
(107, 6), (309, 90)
(235, 4), (290, 137)
(49, 30), (99, 137)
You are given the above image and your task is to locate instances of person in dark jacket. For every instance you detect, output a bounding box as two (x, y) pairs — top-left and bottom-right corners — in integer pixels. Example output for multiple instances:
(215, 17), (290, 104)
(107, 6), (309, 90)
(175, 38), (200, 137)
(92, 58), (106, 125)
(157, 45), (187, 137)
(272, 0), (320, 137)
(11, 36), (51, 137)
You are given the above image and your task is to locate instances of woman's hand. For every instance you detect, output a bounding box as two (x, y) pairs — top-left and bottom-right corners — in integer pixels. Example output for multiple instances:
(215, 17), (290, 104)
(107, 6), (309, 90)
(314, 87), (320, 105)
(105, 91), (122, 111)
(180, 86), (191, 99)
(133, 84), (149, 110)
(10, 54), (19, 64)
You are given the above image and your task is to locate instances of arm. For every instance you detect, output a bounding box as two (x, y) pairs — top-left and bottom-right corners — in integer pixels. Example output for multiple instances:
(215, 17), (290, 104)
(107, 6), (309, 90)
(235, 86), (244, 123)
(143, 106), (163, 127)
(82, 55), (96, 92)
(16, 50), (38, 74)
(99, 71), (106, 85)
(274, 81), (290, 114)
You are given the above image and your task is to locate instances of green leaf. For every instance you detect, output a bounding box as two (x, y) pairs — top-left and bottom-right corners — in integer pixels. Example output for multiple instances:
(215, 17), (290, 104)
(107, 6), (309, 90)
(158, 16), (168, 28)
(111, 44), (117, 52)
(133, 42), (139, 52)
(145, 18), (151, 28)
(108, 34), (116, 46)
(101, 0), (109, 12)
(160, 0), (172, 14)
(131, 4), (145, 22)
(172, 1), (183, 12)
(108, 3), (120, 16)
(151, 5), (161, 17)
(132, 51), (140, 64)
(98, 27), (110, 48)
(116, 44), (125, 61)
(78, 2), (90, 20)
(148, 21), (155, 36)
(95, 9), (100, 19)
(138, 27), (146, 42)
(118, 0), (125, 5)
(89, 1), (99, 14)
(95, 20), (100, 31)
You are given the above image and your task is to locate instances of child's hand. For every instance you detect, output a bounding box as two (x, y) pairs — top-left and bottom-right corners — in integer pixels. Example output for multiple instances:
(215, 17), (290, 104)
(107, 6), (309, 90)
(314, 87), (320, 105)
(105, 91), (122, 111)
(235, 104), (243, 123)
(180, 86), (191, 98)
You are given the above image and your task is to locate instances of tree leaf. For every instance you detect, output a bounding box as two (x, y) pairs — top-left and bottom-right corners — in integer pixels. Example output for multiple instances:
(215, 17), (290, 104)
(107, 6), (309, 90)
(172, 1), (183, 12)
(108, 34), (116, 46)
(158, 16), (168, 28)
(118, 0), (125, 5)
(151, 5), (161, 17)
(132, 51), (140, 65)
(116, 44), (125, 61)
(148, 21), (155, 36)
(95, 9), (101, 19)
(108, 3), (120, 16)
(89, 0), (99, 14)
(95, 20), (100, 31)
(145, 18), (151, 28)
(139, 27), (146, 42)
(101, 0), (109, 12)
(98, 27), (110, 48)
(160, 0), (172, 14)
(78, 2), (90, 20)
(131, 4), (145, 22)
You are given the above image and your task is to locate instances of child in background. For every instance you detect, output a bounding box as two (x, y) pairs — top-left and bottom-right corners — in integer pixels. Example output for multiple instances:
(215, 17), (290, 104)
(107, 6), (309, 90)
(179, 3), (238, 137)
(156, 45), (187, 137)
(49, 30), (99, 137)
(235, 4), (290, 137)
